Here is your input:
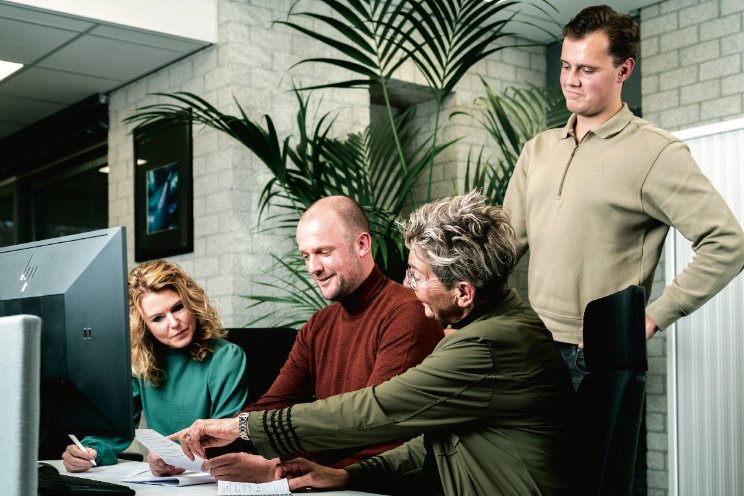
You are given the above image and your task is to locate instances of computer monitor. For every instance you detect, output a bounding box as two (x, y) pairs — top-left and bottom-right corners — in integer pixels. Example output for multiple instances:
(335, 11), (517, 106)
(0, 227), (133, 448)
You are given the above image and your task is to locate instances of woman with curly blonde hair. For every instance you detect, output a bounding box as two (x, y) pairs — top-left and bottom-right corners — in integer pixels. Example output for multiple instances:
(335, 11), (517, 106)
(62, 260), (247, 475)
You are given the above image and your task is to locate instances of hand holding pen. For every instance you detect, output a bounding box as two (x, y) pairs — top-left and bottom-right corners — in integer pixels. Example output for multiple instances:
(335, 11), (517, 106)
(61, 434), (98, 472)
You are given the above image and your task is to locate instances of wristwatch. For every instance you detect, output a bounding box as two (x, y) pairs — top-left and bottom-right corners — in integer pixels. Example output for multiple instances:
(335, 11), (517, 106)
(237, 412), (250, 440)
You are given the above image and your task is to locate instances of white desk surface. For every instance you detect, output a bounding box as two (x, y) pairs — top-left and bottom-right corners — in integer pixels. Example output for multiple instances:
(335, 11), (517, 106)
(44, 459), (384, 496)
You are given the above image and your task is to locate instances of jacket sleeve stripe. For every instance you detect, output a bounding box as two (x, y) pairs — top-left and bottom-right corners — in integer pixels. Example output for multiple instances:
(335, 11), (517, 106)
(263, 407), (304, 455)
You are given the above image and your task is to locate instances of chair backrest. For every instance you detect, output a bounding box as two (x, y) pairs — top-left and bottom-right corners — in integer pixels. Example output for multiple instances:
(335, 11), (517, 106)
(577, 286), (647, 496)
(225, 327), (298, 405)
(0, 314), (42, 496)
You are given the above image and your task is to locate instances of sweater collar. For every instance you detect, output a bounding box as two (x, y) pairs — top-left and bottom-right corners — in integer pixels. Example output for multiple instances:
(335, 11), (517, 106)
(560, 103), (634, 141)
(339, 265), (387, 315)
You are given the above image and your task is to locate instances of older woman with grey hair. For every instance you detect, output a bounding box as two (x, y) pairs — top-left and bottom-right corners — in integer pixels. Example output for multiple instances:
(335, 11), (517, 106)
(174, 191), (575, 496)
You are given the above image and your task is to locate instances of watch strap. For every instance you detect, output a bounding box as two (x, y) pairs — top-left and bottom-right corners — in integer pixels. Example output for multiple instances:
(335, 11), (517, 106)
(238, 412), (250, 441)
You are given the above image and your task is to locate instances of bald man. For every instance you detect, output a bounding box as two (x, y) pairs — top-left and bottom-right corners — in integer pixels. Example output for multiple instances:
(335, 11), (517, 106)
(202, 196), (444, 482)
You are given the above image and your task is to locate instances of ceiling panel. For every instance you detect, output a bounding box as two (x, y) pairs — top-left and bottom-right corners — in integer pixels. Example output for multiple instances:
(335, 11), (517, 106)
(0, 67), (120, 104)
(0, 0), (211, 139)
(38, 35), (185, 80)
(0, 17), (82, 64)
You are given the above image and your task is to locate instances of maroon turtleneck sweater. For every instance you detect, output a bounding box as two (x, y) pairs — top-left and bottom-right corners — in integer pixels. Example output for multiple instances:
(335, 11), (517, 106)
(247, 265), (443, 466)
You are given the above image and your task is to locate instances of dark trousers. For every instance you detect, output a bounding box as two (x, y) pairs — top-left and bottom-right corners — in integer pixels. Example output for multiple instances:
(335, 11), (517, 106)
(557, 342), (588, 391)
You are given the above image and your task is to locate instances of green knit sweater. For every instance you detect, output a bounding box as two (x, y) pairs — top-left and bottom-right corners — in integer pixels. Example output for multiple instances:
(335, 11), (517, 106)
(83, 338), (247, 466)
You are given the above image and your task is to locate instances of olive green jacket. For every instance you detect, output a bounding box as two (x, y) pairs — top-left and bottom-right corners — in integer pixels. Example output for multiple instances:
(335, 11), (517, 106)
(249, 290), (575, 495)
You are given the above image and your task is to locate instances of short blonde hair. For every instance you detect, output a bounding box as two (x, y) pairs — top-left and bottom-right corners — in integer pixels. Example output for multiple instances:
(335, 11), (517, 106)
(400, 190), (516, 295)
(129, 260), (226, 385)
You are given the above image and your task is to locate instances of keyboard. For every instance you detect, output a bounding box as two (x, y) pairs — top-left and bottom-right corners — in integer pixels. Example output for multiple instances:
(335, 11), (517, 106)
(38, 464), (135, 495)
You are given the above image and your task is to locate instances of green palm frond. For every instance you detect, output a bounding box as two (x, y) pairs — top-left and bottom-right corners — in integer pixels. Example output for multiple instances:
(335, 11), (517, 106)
(400, 0), (516, 104)
(279, 0), (420, 187)
(281, 0), (554, 104)
(458, 80), (570, 204)
(278, 0), (556, 201)
(125, 92), (290, 179)
(125, 86), (449, 275)
(278, 0), (412, 90)
(243, 254), (326, 328)
(462, 148), (513, 206)
(125, 89), (339, 231)
(391, 0), (555, 105)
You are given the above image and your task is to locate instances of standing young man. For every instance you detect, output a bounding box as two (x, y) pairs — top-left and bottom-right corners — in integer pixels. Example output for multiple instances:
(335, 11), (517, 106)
(504, 5), (744, 387)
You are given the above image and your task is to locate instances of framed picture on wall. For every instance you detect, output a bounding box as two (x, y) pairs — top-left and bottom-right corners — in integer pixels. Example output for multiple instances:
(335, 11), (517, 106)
(133, 122), (193, 262)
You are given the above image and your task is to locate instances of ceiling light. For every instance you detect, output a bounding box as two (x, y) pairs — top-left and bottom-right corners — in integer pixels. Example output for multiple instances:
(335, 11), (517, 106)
(0, 60), (23, 81)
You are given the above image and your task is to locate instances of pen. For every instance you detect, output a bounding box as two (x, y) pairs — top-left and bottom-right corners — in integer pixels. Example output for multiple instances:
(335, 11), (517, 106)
(68, 434), (97, 467)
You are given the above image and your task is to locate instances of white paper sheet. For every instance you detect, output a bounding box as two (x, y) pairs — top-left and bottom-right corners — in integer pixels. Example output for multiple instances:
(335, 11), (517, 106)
(134, 428), (205, 473)
(217, 478), (291, 495)
(122, 471), (215, 487)
(62, 464), (149, 479)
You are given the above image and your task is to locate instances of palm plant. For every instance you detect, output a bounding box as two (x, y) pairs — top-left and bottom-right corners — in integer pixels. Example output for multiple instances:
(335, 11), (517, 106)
(125, 0), (559, 326)
(125, 90), (330, 229)
(126, 89), (451, 323)
(126, 88), (449, 265)
(280, 0), (557, 200)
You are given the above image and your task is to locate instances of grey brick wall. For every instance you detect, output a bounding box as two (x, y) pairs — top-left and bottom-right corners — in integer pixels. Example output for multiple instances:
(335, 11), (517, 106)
(641, 1), (744, 494)
(643, 0), (744, 130)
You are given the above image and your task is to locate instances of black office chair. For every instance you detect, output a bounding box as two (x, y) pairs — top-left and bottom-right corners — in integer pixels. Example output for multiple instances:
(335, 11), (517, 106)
(577, 285), (647, 496)
(225, 327), (298, 404)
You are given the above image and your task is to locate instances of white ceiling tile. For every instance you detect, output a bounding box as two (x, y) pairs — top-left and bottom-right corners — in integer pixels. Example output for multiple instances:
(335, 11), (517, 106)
(0, 17), (81, 64)
(0, 2), (211, 140)
(38, 34), (184, 80)
(0, 67), (120, 104)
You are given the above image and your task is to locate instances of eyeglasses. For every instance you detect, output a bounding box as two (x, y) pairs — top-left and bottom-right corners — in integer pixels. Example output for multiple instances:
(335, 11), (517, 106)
(406, 268), (424, 291)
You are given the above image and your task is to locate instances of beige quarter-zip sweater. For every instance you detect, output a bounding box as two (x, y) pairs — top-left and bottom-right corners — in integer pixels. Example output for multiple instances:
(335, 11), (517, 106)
(504, 104), (744, 345)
